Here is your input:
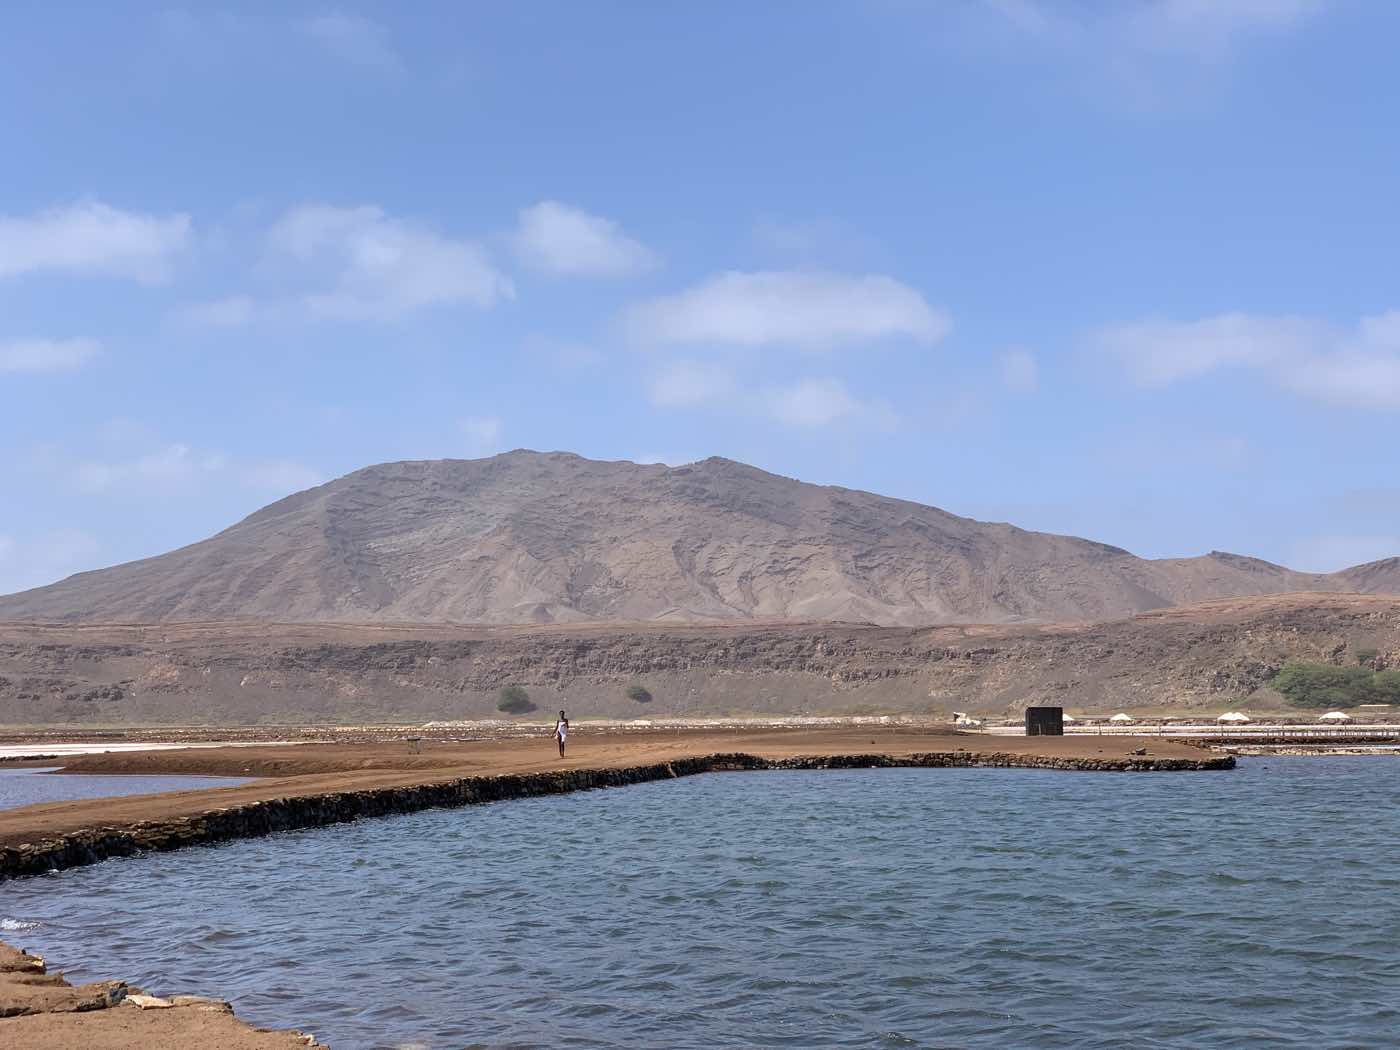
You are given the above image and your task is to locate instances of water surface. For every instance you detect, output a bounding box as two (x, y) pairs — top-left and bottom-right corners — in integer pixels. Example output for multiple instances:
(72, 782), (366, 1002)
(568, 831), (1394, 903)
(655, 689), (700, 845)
(5, 759), (1398, 1049)
(0, 767), (253, 812)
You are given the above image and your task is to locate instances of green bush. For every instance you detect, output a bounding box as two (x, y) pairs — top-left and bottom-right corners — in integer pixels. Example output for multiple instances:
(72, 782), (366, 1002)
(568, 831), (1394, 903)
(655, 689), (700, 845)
(496, 685), (537, 715)
(625, 684), (653, 703)
(1355, 647), (1380, 667)
(1270, 662), (1398, 708)
(1373, 670), (1400, 703)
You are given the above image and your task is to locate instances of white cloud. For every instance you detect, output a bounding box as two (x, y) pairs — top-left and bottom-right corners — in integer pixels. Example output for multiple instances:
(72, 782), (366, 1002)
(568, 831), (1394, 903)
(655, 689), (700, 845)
(1096, 313), (1319, 385)
(71, 440), (324, 499)
(965, 0), (1321, 108)
(299, 11), (401, 70)
(1000, 347), (1038, 392)
(0, 338), (100, 374)
(74, 443), (229, 493)
(768, 378), (865, 428)
(513, 201), (655, 277)
(0, 201), (190, 283)
(750, 218), (880, 268)
(625, 271), (950, 350)
(1290, 535), (1400, 574)
(1097, 309), (1400, 409)
(269, 204), (513, 319)
(171, 295), (257, 327)
(461, 416), (504, 457)
(647, 359), (736, 408)
(159, 10), (402, 72)
(984, 0), (1319, 61)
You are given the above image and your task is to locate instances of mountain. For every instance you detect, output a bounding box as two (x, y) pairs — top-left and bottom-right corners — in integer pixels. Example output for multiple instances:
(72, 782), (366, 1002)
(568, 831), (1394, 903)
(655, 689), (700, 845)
(1, 451), (1396, 626)
(3, 594), (1399, 722)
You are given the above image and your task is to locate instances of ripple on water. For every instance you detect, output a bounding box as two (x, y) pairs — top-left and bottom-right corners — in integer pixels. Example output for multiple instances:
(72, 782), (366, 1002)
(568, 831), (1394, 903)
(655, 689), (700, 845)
(5, 758), (1400, 1049)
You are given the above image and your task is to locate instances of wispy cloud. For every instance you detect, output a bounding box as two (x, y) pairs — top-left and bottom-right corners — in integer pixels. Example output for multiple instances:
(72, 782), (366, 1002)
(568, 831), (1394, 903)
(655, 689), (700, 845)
(0, 201), (190, 283)
(170, 295), (257, 328)
(1000, 347), (1038, 392)
(461, 416), (505, 457)
(268, 204), (513, 319)
(1096, 310), (1400, 409)
(957, 0), (1323, 107)
(648, 359), (895, 432)
(72, 440), (321, 497)
(0, 338), (100, 374)
(298, 11), (401, 70)
(768, 377), (865, 427)
(513, 201), (656, 277)
(74, 443), (230, 492)
(624, 271), (950, 350)
(160, 9), (402, 72)
(647, 359), (736, 408)
(985, 0), (1320, 58)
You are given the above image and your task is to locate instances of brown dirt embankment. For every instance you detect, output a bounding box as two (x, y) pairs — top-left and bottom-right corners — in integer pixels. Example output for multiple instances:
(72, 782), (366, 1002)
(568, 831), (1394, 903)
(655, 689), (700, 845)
(0, 728), (1229, 873)
(0, 941), (323, 1049)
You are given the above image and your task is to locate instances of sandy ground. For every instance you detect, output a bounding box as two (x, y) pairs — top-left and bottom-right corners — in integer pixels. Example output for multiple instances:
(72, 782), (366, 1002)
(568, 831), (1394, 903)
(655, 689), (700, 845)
(0, 941), (322, 1049)
(0, 726), (1217, 850)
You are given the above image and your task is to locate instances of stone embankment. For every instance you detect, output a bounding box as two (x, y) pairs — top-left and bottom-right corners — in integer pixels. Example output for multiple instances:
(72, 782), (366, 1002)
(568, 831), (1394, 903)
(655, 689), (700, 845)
(0, 940), (323, 1048)
(0, 750), (1231, 881)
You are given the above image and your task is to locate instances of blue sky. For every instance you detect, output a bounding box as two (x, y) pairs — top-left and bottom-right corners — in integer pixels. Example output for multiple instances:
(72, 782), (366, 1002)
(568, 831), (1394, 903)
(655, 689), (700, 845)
(3, 1), (1398, 596)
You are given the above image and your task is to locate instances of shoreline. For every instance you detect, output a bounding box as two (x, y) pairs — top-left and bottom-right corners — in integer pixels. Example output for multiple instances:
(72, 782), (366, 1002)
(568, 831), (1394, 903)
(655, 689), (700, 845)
(0, 728), (1231, 880)
(0, 940), (325, 1048)
(1, 728), (1230, 1048)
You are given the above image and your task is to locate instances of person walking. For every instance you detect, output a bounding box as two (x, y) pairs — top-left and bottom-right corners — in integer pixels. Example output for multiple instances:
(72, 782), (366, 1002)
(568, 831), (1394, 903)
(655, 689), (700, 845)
(554, 709), (569, 759)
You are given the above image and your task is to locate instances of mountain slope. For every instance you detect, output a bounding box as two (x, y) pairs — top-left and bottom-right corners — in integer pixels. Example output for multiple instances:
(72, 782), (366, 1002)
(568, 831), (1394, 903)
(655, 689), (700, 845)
(0, 451), (1394, 626)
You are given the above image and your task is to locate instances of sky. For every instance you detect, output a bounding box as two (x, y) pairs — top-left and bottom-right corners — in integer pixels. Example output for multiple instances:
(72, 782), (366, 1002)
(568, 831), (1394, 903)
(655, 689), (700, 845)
(3, 0), (1399, 596)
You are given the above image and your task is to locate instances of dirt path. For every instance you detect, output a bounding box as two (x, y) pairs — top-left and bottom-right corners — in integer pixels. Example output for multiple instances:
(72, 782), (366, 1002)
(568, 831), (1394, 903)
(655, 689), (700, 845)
(0, 726), (1219, 850)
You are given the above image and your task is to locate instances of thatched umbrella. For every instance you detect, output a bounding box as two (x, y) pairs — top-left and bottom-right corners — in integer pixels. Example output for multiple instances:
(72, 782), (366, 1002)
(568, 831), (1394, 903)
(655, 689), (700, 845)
(1216, 711), (1251, 724)
(1319, 710), (1353, 723)
(1109, 712), (1136, 724)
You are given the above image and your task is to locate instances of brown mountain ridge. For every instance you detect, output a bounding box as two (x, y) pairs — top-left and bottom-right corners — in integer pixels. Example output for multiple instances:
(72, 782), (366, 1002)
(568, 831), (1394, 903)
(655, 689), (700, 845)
(1, 451), (1396, 626)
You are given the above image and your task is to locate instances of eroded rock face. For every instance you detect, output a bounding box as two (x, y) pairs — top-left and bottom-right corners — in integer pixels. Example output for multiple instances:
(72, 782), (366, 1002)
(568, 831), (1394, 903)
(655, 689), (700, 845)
(1, 594), (1398, 721)
(1, 452), (1394, 628)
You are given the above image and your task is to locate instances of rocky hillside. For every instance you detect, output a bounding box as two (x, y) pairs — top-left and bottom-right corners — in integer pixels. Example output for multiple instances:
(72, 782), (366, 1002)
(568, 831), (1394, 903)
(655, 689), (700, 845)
(2, 595), (1398, 723)
(0, 451), (1396, 626)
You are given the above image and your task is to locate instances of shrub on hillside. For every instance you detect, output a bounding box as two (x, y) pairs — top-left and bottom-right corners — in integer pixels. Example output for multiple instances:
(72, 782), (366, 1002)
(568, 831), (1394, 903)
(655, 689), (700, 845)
(625, 684), (653, 703)
(496, 685), (537, 715)
(1270, 662), (1399, 708)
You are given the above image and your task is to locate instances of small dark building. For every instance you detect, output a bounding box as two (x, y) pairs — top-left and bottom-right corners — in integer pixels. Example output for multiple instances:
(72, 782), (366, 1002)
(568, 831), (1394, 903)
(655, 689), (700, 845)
(1025, 706), (1064, 736)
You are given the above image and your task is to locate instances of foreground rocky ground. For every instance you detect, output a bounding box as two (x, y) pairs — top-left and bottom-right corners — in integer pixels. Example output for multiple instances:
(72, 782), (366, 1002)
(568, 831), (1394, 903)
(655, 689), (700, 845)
(0, 941), (323, 1049)
(2, 593), (1399, 723)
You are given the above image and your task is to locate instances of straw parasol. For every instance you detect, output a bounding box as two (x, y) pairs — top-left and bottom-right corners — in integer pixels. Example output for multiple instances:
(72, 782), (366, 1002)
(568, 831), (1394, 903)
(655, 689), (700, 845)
(1319, 710), (1352, 723)
(1062, 714), (1077, 724)
(1109, 713), (1136, 724)
(1216, 711), (1251, 724)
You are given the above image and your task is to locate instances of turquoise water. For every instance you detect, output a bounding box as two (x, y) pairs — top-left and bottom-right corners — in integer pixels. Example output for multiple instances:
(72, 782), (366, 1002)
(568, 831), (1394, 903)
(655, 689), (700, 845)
(0, 768), (252, 812)
(4, 759), (1399, 1048)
